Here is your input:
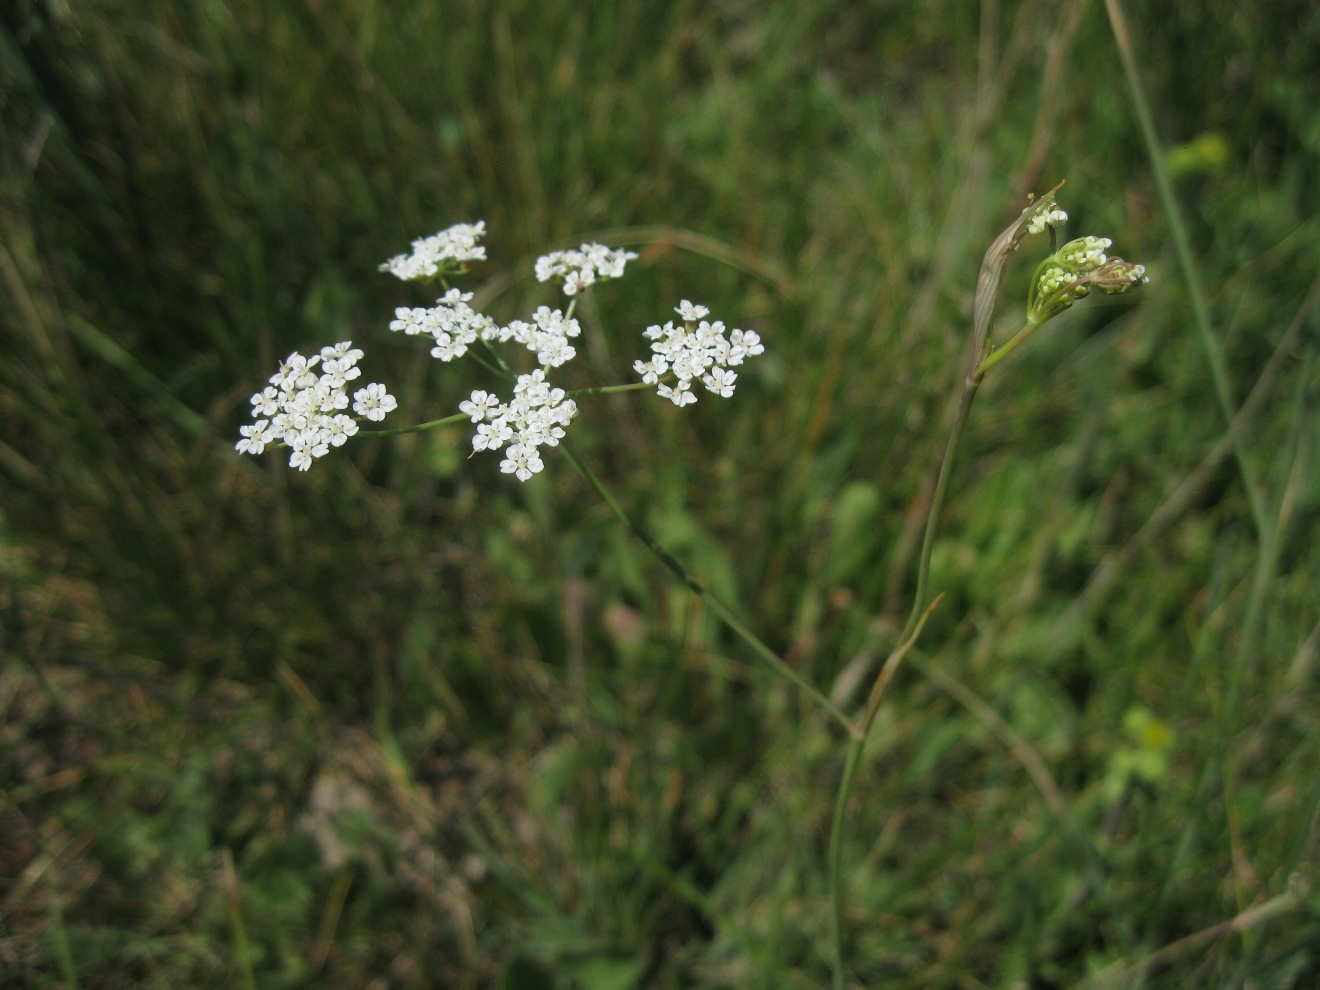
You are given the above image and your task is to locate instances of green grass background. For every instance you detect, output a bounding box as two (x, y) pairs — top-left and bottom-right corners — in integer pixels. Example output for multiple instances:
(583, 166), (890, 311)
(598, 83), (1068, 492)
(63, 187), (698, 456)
(3, 0), (1319, 987)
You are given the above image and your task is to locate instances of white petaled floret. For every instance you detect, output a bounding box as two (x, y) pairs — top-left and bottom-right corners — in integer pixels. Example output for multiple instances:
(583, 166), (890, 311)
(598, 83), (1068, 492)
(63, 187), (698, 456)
(353, 383), (397, 422)
(459, 390), (501, 423)
(499, 444), (545, 483)
(1026, 205), (1069, 236)
(288, 427), (329, 472)
(535, 242), (640, 296)
(463, 369), (578, 481)
(236, 342), (396, 471)
(389, 307), (431, 336)
(236, 420), (275, 455)
(702, 367), (738, 398)
(324, 414), (359, 447)
(634, 300), (764, 406)
(675, 300), (710, 322)
(380, 221), (487, 281)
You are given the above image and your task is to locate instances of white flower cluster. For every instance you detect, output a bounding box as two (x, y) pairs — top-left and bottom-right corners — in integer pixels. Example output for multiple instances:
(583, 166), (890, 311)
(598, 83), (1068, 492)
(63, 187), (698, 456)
(1026, 205), (1069, 236)
(633, 300), (764, 407)
(460, 370), (578, 481)
(380, 221), (488, 282)
(236, 342), (397, 471)
(535, 243), (639, 296)
(389, 291), (583, 372)
(499, 306), (582, 368)
(388, 288), (500, 361)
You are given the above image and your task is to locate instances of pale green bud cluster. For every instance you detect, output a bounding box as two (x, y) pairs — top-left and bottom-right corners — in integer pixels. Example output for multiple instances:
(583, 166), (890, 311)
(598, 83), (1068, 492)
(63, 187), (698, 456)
(1055, 235), (1112, 269)
(1093, 259), (1150, 295)
(1027, 234), (1146, 325)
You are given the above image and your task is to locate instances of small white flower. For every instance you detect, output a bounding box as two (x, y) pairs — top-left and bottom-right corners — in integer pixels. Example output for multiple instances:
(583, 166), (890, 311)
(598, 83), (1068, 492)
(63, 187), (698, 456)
(499, 443), (544, 482)
(389, 307), (430, 335)
(236, 420), (274, 455)
(473, 418), (513, 452)
(288, 427), (328, 471)
(702, 367), (738, 397)
(728, 328), (764, 360)
(353, 383), (397, 421)
(633, 357), (666, 385)
(324, 414), (359, 447)
(675, 299), (709, 322)
(657, 380), (697, 406)
(460, 390), (501, 423)
(251, 387), (280, 417)
(320, 341), (363, 364)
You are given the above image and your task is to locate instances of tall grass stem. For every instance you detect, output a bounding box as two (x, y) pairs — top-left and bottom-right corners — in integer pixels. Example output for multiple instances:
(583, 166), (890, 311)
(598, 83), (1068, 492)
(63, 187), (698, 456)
(1102, 0), (1267, 537)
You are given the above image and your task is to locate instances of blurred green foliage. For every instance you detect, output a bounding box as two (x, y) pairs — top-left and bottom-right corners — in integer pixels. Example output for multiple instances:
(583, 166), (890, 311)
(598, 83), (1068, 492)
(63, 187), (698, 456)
(2, 0), (1318, 987)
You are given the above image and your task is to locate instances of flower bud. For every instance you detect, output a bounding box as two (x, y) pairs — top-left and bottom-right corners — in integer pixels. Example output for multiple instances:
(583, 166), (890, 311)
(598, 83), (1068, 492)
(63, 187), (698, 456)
(1092, 258), (1150, 295)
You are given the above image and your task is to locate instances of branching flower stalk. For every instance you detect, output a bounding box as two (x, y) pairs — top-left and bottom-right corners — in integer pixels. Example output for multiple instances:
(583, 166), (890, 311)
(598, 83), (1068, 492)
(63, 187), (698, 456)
(231, 202), (1147, 986)
(827, 186), (1149, 990)
(233, 221), (857, 734)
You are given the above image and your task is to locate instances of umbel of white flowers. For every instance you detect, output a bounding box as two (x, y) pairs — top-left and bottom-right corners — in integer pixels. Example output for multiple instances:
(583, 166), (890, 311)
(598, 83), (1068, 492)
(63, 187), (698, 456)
(235, 342), (397, 471)
(235, 222), (764, 480)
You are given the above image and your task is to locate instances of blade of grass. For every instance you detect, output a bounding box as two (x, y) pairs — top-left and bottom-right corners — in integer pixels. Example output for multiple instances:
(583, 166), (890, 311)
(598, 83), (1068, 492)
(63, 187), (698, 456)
(1102, 0), (1267, 538)
(221, 848), (258, 990)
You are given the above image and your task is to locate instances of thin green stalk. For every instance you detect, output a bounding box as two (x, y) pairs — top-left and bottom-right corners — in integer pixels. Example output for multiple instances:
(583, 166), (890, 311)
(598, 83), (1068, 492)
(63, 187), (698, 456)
(48, 878), (80, 990)
(223, 851), (258, 990)
(1107, 0), (1305, 908)
(974, 320), (1039, 380)
(1103, 0), (1267, 538)
(903, 375), (982, 641)
(830, 340), (980, 990)
(568, 381), (653, 398)
(828, 739), (864, 990)
(358, 412), (469, 437)
(828, 191), (1055, 986)
(561, 442), (861, 739)
(829, 598), (942, 989)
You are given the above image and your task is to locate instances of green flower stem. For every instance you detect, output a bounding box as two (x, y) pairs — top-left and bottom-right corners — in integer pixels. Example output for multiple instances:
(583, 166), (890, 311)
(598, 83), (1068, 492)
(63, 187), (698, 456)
(473, 343), (513, 380)
(831, 312), (1006, 989)
(829, 596), (942, 989)
(968, 322), (1036, 399)
(561, 442), (862, 740)
(902, 374), (981, 641)
(828, 738), (864, 990)
(905, 317), (1041, 640)
(358, 412), (469, 437)
(568, 381), (653, 397)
